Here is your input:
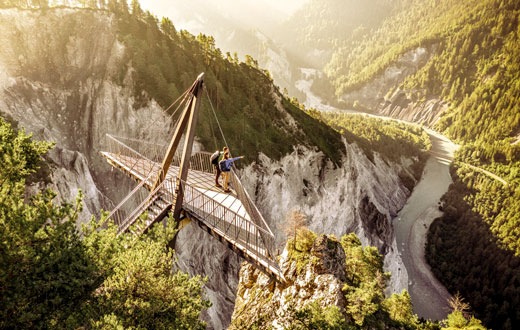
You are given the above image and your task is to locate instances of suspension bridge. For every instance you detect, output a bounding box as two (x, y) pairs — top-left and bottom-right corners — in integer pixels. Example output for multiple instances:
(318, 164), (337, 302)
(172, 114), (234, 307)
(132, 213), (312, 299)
(100, 73), (284, 281)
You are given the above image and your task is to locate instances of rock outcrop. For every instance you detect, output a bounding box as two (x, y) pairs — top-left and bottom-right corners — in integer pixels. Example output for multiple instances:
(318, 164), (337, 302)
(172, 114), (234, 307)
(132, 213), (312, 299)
(377, 93), (448, 127)
(231, 234), (349, 329)
(230, 232), (411, 329)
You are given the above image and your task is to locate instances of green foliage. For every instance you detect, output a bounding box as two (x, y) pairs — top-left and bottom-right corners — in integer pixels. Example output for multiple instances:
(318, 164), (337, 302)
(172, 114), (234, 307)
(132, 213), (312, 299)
(441, 311), (486, 330)
(0, 117), (98, 328)
(383, 291), (418, 327)
(426, 173), (520, 330)
(0, 118), (209, 328)
(341, 233), (387, 286)
(452, 160), (520, 255)
(287, 228), (318, 274)
(289, 301), (349, 330)
(319, 112), (430, 164)
(416, 0), (520, 147)
(0, 118), (54, 185)
(82, 218), (210, 329)
(344, 277), (385, 326)
(340, 233), (389, 326)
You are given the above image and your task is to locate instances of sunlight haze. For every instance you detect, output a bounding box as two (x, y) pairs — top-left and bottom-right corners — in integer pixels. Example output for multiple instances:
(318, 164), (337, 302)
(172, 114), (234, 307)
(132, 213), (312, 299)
(138, 0), (307, 32)
(139, 0), (306, 16)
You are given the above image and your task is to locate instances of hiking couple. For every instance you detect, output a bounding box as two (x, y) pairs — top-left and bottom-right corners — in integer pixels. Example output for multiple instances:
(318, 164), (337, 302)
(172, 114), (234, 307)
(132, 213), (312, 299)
(210, 147), (244, 193)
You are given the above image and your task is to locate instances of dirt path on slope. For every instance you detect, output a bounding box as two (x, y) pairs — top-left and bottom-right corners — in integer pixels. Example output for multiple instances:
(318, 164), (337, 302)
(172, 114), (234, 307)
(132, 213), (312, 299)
(394, 130), (456, 320)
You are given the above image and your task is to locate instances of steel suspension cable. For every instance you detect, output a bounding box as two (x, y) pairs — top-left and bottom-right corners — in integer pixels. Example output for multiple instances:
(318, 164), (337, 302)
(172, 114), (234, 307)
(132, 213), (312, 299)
(138, 85), (192, 137)
(204, 88), (231, 156)
(206, 101), (219, 150)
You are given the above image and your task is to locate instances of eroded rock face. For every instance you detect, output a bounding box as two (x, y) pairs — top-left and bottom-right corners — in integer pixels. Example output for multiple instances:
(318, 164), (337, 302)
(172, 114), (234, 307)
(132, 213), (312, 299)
(338, 46), (447, 127)
(240, 143), (411, 254)
(0, 8), (172, 223)
(231, 235), (349, 329)
(378, 94), (448, 127)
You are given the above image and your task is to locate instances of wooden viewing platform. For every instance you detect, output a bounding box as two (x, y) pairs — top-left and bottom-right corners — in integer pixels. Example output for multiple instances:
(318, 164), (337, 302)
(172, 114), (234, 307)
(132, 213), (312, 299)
(100, 73), (284, 282)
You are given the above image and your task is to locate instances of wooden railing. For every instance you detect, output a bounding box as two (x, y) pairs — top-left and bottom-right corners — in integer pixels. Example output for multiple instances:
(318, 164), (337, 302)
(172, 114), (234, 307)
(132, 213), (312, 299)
(180, 180), (278, 272)
(104, 174), (175, 234)
(102, 135), (278, 269)
(228, 170), (276, 258)
(185, 151), (213, 171)
(116, 178), (176, 235)
(104, 173), (151, 227)
(105, 134), (170, 163)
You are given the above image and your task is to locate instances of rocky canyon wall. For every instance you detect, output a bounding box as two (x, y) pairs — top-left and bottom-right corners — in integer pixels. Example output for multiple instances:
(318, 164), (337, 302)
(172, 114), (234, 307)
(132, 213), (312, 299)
(339, 46), (447, 127)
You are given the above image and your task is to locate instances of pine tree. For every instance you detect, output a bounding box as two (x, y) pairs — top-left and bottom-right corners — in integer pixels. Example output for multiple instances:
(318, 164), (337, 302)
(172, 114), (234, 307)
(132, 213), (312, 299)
(0, 118), (209, 328)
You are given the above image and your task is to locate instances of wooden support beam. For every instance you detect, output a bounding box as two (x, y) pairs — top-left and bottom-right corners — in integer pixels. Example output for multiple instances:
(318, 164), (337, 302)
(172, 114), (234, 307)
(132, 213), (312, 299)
(151, 73), (205, 193)
(173, 73), (205, 220)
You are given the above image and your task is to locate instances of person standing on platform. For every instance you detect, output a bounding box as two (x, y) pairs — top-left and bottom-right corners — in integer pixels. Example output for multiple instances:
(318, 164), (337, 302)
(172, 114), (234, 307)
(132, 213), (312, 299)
(218, 152), (244, 193)
(211, 146), (228, 187)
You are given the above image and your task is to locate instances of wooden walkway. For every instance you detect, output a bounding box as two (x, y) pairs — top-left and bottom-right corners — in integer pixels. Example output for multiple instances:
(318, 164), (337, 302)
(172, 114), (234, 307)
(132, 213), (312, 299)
(100, 135), (283, 281)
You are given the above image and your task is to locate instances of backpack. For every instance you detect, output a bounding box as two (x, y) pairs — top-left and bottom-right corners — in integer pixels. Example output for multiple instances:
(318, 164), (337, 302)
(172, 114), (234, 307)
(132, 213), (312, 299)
(210, 150), (220, 165)
(219, 159), (228, 172)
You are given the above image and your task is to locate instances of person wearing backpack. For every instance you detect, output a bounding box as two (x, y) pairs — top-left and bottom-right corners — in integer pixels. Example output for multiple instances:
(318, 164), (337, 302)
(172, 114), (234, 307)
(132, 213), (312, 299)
(211, 146), (228, 187)
(219, 151), (244, 193)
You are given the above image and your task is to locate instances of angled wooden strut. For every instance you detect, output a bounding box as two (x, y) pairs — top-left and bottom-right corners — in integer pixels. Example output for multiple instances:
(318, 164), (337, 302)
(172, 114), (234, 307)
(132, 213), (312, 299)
(100, 72), (285, 281)
(151, 72), (205, 220)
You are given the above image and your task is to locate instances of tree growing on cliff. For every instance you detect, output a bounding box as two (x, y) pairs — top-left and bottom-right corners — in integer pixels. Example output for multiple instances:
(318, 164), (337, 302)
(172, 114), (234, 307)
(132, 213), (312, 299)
(0, 117), (209, 328)
(439, 293), (486, 330)
(0, 117), (97, 327)
(284, 210), (308, 251)
(383, 290), (418, 327)
(82, 218), (210, 329)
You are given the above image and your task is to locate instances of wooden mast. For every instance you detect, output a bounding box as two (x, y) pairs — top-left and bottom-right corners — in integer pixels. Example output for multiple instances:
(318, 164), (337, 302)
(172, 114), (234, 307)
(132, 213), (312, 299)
(151, 73), (205, 220)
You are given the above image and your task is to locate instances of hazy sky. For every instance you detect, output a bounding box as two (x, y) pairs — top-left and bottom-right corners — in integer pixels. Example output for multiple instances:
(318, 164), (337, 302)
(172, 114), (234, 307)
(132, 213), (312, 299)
(139, 0), (307, 17)
(136, 0), (309, 47)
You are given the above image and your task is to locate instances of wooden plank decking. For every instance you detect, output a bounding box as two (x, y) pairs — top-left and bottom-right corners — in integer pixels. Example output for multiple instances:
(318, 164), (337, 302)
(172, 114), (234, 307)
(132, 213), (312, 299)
(100, 151), (284, 280)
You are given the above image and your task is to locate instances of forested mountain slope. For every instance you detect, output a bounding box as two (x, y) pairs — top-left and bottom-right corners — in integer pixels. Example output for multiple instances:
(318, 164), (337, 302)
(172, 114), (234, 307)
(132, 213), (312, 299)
(288, 0), (519, 152)
(291, 0), (520, 329)
(0, 1), (343, 165)
(314, 0), (520, 154)
(279, 0), (396, 68)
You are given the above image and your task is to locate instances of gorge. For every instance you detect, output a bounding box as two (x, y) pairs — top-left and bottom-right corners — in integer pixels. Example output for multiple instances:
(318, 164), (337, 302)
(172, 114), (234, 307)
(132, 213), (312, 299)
(0, 6), (429, 329)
